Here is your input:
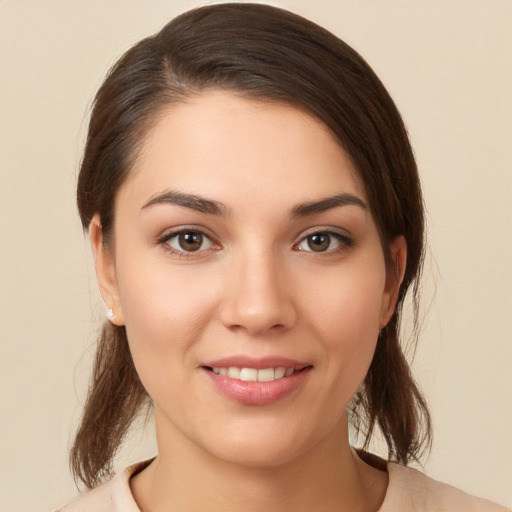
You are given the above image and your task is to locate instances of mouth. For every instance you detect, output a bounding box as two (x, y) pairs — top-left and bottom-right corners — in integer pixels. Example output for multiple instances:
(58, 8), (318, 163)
(204, 365), (309, 382)
(201, 358), (313, 405)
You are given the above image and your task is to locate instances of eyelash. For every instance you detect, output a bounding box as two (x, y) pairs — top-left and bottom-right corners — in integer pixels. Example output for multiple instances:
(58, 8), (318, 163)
(156, 227), (353, 258)
(157, 227), (220, 258)
(294, 229), (354, 255)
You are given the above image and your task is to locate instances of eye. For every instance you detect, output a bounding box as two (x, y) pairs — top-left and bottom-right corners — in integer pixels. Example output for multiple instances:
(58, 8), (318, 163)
(161, 229), (216, 255)
(295, 231), (351, 253)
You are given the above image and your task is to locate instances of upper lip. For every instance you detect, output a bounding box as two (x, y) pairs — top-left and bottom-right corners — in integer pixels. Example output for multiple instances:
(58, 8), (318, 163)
(201, 355), (311, 370)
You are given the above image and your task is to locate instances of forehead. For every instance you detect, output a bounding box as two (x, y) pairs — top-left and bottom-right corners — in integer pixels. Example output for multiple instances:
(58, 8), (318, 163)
(120, 91), (367, 210)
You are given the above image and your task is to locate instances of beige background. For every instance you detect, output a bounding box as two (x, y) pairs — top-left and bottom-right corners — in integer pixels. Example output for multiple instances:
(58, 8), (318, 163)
(1, 1), (511, 510)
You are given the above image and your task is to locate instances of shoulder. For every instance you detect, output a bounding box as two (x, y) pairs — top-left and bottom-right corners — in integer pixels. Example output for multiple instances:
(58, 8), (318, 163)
(53, 460), (150, 512)
(380, 462), (510, 512)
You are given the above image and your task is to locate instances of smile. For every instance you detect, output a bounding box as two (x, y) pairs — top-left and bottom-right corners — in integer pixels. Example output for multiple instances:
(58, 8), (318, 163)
(202, 360), (312, 405)
(210, 367), (295, 382)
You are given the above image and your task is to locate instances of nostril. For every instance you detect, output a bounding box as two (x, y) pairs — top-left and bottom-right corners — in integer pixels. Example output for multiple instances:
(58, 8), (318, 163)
(218, 272), (298, 334)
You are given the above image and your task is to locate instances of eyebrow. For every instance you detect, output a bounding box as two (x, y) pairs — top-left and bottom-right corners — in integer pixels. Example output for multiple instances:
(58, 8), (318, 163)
(141, 190), (366, 217)
(141, 190), (229, 216)
(290, 193), (367, 217)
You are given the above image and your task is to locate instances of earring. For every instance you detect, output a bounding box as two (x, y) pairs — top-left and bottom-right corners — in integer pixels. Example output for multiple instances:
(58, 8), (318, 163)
(107, 308), (115, 321)
(380, 307), (391, 330)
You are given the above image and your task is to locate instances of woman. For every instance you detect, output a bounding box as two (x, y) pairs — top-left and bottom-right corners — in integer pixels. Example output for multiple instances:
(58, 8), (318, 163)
(57, 3), (508, 511)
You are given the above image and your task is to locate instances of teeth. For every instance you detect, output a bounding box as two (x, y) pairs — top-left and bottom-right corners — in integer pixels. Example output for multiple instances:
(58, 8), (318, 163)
(240, 368), (258, 381)
(211, 366), (296, 382)
(275, 367), (286, 379)
(227, 367), (241, 379)
(257, 368), (274, 382)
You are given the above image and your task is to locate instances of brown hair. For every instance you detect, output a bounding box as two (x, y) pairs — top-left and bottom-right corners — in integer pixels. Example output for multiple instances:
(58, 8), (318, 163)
(72, 3), (431, 489)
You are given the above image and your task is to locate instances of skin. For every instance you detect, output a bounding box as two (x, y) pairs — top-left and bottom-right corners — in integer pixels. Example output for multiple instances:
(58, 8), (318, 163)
(91, 91), (406, 512)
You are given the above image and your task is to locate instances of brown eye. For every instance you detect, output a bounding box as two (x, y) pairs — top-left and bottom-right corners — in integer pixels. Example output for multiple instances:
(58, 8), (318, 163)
(164, 230), (214, 254)
(178, 232), (203, 251)
(306, 233), (330, 252)
(296, 231), (351, 254)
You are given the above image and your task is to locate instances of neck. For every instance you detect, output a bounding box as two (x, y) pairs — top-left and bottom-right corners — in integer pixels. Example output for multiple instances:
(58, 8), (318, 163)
(130, 414), (388, 512)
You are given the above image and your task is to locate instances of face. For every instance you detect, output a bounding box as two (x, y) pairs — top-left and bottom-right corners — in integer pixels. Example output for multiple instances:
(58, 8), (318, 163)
(92, 91), (404, 468)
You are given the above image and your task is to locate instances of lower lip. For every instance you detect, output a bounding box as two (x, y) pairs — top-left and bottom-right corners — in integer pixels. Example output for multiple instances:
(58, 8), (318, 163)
(203, 367), (312, 406)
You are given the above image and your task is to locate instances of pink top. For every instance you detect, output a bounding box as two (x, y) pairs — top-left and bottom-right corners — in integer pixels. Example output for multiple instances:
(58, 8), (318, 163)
(55, 460), (510, 512)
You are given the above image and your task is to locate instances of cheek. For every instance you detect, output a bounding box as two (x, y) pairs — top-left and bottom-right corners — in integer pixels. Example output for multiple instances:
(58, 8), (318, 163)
(303, 260), (386, 395)
(307, 257), (386, 338)
(114, 256), (220, 386)
(118, 251), (217, 327)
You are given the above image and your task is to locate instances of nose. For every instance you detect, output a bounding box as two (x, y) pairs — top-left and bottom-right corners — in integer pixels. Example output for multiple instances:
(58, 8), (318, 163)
(219, 248), (298, 335)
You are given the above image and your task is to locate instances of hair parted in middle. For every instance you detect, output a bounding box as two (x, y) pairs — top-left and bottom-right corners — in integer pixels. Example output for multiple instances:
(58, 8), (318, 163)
(72, 2), (431, 489)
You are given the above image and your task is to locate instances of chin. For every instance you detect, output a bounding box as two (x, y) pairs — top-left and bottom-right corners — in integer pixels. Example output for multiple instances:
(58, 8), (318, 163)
(194, 415), (342, 470)
(209, 438), (309, 469)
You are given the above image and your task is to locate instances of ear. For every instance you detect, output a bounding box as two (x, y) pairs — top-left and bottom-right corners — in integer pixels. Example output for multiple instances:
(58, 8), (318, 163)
(89, 214), (125, 326)
(379, 235), (407, 328)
